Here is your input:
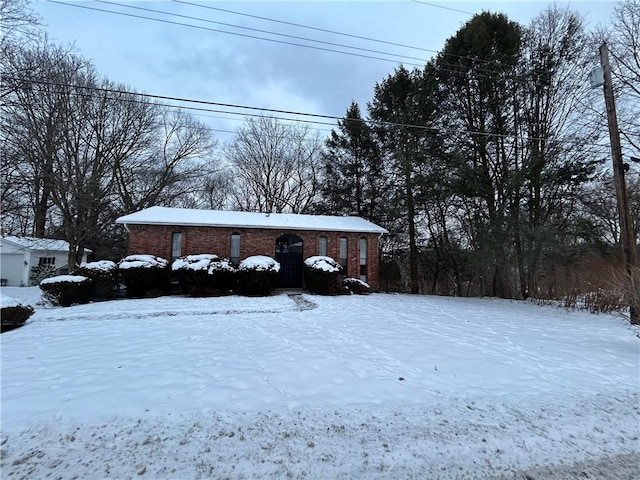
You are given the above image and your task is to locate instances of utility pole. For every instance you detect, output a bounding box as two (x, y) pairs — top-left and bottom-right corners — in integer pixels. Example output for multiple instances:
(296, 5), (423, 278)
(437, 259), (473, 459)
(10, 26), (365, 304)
(599, 42), (638, 324)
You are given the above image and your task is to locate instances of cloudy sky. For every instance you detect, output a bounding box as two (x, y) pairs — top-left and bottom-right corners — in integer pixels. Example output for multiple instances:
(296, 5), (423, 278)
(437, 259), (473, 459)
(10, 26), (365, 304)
(32, 1), (617, 143)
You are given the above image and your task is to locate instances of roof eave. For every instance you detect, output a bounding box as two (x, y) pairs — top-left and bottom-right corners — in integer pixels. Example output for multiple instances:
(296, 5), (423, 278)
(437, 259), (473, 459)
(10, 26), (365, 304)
(116, 219), (387, 234)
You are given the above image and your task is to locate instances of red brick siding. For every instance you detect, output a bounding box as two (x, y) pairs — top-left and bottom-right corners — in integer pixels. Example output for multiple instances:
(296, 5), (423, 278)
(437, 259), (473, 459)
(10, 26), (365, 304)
(126, 225), (381, 290)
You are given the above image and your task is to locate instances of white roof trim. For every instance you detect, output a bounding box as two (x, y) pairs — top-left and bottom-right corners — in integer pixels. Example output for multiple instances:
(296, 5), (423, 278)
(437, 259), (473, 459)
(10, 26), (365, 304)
(116, 207), (388, 234)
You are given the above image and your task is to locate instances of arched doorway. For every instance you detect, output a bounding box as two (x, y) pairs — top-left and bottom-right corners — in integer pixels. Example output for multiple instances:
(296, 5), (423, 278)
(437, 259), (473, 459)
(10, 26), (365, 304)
(275, 233), (303, 288)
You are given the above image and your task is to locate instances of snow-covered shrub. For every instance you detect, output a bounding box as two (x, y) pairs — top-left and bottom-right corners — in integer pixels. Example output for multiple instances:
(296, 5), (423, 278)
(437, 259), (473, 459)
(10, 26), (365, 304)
(303, 256), (342, 295)
(39, 275), (93, 307)
(29, 264), (56, 286)
(172, 254), (236, 296)
(77, 260), (119, 300)
(236, 255), (280, 296)
(1, 294), (34, 332)
(341, 277), (372, 295)
(118, 255), (170, 298)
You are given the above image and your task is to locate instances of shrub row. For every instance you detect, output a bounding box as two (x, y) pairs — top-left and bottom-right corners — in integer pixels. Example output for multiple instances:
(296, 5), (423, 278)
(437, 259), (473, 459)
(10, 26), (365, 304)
(39, 253), (372, 306)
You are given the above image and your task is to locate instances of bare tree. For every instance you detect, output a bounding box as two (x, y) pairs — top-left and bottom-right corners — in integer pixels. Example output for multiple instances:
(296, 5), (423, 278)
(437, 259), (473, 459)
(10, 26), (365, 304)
(1, 41), (90, 236)
(596, 0), (640, 153)
(1, 40), (220, 267)
(224, 117), (323, 213)
(0, 0), (41, 46)
(606, 0), (640, 99)
(113, 107), (217, 214)
(515, 6), (602, 297)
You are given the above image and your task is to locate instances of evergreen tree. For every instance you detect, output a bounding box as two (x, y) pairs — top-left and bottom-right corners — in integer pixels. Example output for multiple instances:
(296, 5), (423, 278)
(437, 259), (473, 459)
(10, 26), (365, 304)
(321, 101), (387, 223)
(368, 65), (443, 294)
(436, 12), (522, 298)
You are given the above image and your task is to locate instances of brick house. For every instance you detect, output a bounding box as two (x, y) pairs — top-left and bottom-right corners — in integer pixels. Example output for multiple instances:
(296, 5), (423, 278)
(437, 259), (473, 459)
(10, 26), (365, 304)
(116, 207), (388, 290)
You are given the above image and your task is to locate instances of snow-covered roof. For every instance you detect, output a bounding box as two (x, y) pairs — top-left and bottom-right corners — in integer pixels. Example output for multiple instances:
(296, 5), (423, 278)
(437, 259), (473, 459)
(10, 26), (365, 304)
(116, 207), (388, 234)
(2, 236), (72, 252)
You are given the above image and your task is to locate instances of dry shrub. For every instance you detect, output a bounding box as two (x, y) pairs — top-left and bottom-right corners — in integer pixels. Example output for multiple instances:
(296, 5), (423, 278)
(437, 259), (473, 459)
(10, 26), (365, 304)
(605, 266), (640, 320)
(583, 288), (625, 314)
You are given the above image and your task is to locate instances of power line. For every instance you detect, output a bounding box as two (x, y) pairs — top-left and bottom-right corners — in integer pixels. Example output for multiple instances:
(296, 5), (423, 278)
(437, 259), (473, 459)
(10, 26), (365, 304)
(94, 0), (433, 65)
(46, 0), (515, 79)
(46, 0), (426, 69)
(96, 0), (533, 80)
(175, 0), (501, 69)
(4, 77), (342, 130)
(409, 0), (474, 16)
(173, 0), (442, 55)
(172, 0), (507, 69)
(4, 76), (611, 147)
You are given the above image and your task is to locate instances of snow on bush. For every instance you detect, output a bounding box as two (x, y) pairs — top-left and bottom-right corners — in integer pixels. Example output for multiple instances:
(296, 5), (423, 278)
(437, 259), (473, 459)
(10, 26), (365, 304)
(239, 255), (281, 272)
(304, 256), (342, 295)
(40, 275), (91, 284)
(304, 256), (342, 273)
(172, 254), (236, 296)
(39, 275), (93, 307)
(237, 256), (280, 296)
(172, 254), (235, 274)
(118, 255), (170, 298)
(118, 255), (169, 270)
(80, 260), (117, 272)
(29, 264), (56, 285)
(1, 294), (34, 332)
(342, 277), (371, 295)
(77, 260), (120, 300)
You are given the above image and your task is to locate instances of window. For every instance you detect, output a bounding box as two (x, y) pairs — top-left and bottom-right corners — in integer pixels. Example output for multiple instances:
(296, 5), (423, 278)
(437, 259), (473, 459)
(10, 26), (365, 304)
(339, 237), (348, 276)
(171, 232), (183, 259)
(319, 236), (327, 257)
(38, 257), (55, 266)
(359, 237), (367, 282)
(230, 233), (241, 265)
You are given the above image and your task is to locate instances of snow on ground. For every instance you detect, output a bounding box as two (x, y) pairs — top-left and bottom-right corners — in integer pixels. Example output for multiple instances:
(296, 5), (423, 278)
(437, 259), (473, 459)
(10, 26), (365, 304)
(1, 287), (639, 479)
(0, 292), (22, 308)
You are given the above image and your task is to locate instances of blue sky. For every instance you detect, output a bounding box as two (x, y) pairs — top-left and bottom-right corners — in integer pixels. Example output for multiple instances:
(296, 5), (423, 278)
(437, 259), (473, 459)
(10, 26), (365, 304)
(32, 1), (618, 142)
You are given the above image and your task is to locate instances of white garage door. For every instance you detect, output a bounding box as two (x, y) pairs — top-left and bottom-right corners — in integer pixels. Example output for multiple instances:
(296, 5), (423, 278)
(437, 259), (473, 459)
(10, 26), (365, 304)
(1, 254), (24, 286)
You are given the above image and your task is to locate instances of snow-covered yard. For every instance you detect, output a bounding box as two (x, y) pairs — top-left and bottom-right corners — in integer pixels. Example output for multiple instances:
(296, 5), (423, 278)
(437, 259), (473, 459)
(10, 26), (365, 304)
(1, 287), (639, 479)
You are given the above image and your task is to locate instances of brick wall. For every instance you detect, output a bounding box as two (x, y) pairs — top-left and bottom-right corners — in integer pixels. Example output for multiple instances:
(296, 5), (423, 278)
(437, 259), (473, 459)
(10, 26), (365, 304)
(126, 225), (381, 290)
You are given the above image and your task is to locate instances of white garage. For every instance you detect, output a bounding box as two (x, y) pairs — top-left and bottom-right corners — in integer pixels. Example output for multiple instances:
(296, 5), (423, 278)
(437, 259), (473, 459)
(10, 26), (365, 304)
(0, 236), (91, 287)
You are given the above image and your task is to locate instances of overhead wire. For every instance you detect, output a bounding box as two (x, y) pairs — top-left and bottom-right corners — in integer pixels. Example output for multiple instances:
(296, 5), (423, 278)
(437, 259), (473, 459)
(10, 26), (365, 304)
(121, 0), (520, 76)
(3, 77), (343, 132)
(4, 76), (613, 148)
(48, 0), (530, 80)
(172, 0), (441, 54)
(46, 0), (426, 69)
(94, 0), (433, 66)
(409, 0), (474, 16)
(172, 0), (496, 67)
